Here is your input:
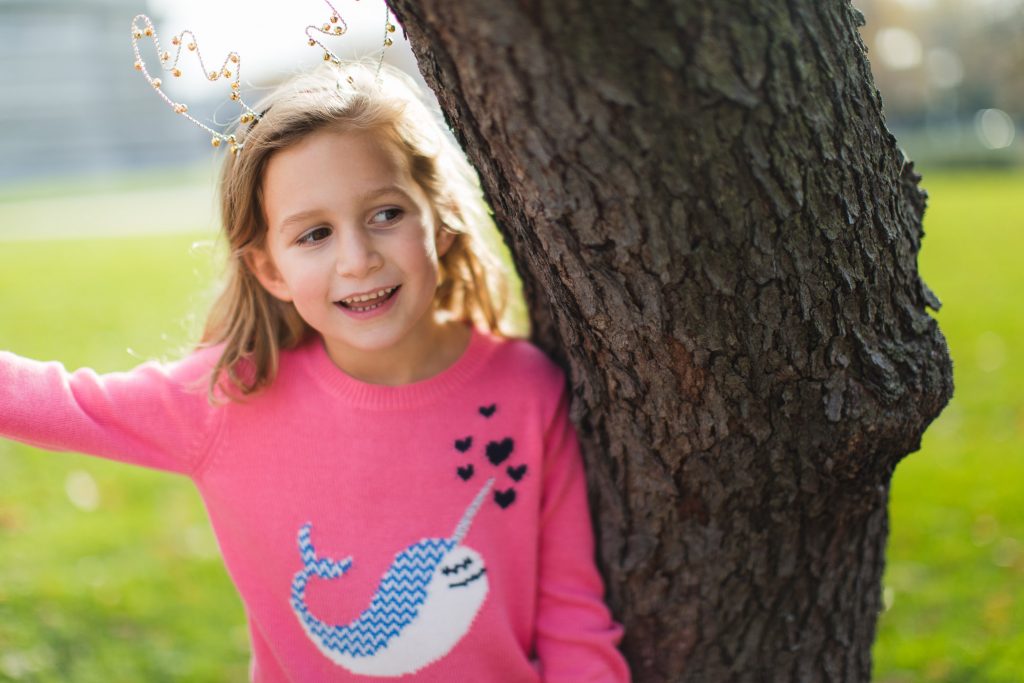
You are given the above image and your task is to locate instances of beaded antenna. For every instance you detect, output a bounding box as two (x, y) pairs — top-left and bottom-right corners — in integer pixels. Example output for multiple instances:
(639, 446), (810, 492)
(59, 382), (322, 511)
(305, 0), (396, 74)
(130, 1), (397, 154)
(130, 14), (260, 154)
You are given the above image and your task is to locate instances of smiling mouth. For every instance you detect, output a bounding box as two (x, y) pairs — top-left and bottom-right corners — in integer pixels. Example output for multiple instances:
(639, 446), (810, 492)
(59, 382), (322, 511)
(336, 285), (400, 311)
(447, 567), (486, 589)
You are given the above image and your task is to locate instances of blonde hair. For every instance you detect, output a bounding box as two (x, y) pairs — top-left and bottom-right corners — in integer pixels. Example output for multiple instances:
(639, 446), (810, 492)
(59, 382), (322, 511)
(201, 62), (511, 400)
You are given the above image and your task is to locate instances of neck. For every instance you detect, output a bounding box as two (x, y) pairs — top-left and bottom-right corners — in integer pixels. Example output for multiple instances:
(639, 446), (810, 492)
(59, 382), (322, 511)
(323, 316), (472, 386)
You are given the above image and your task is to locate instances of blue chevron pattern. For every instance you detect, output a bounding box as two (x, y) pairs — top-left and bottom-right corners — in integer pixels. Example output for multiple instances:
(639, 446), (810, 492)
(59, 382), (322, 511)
(290, 524), (455, 658)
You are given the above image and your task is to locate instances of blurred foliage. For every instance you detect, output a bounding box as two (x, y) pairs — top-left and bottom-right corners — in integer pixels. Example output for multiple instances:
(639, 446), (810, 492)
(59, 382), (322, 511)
(855, 0), (1024, 167)
(856, 0), (1024, 121)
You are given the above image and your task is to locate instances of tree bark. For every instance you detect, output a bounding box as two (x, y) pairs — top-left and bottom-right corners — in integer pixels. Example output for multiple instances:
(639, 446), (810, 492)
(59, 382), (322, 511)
(386, 1), (953, 680)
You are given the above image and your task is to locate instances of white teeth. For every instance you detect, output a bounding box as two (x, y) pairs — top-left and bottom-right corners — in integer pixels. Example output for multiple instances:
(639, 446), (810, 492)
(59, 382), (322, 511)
(341, 286), (396, 305)
(350, 300), (385, 312)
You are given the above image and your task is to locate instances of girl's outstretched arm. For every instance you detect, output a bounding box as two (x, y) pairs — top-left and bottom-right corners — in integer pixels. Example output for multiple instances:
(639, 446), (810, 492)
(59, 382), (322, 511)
(535, 381), (632, 682)
(0, 347), (221, 477)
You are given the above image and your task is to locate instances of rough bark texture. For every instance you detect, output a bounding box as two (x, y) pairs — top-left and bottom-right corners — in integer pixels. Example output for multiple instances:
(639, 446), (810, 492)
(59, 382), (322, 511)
(386, 1), (953, 680)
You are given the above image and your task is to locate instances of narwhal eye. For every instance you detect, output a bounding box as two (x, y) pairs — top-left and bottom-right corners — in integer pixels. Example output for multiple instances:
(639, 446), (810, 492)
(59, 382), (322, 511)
(441, 556), (474, 576)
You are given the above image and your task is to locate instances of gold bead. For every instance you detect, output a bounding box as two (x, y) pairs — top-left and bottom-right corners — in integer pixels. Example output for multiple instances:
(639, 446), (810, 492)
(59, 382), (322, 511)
(172, 68), (182, 77)
(387, 23), (396, 33)
(384, 37), (393, 47)
(308, 38), (316, 47)
(134, 60), (143, 71)
(188, 42), (197, 51)
(227, 135), (237, 144)
(209, 70), (218, 80)
(133, 30), (142, 39)
(240, 113), (253, 124)
(330, 14), (339, 23)
(211, 137), (222, 148)
(173, 103), (188, 114)
(230, 54), (239, 64)
(222, 69), (232, 78)
(230, 91), (240, 101)
(151, 78), (162, 88)
(171, 36), (180, 46)
(323, 52), (331, 61)
(144, 27), (154, 37)
(334, 26), (343, 35)
(160, 51), (170, 61)
(230, 145), (240, 156)
(231, 82), (240, 91)
(322, 23), (330, 31)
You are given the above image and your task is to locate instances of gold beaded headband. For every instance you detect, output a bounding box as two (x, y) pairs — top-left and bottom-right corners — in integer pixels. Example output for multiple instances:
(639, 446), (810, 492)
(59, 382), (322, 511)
(130, 1), (396, 155)
(306, 0), (397, 71)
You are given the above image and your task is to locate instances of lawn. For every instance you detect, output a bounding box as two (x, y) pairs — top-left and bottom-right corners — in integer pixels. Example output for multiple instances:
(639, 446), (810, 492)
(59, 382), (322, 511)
(0, 227), (249, 681)
(873, 171), (1024, 682)
(0, 169), (1021, 680)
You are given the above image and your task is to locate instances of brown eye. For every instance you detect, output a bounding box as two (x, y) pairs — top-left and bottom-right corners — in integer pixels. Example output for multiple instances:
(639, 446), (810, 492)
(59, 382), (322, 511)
(298, 226), (331, 244)
(370, 207), (403, 225)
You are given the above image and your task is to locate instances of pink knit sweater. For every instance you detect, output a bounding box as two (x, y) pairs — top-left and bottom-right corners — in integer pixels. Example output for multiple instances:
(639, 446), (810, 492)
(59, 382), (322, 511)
(0, 326), (630, 681)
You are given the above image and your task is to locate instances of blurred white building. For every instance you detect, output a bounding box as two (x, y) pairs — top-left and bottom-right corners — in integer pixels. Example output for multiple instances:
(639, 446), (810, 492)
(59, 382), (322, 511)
(0, 0), (210, 183)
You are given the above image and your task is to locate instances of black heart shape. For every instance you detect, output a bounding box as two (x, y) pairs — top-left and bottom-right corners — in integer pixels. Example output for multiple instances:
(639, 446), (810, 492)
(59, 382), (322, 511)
(494, 488), (516, 508)
(486, 438), (514, 466)
(479, 404), (497, 418)
(455, 436), (473, 453)
(507, 464), (527, 481)
(457, 464), (474, 481)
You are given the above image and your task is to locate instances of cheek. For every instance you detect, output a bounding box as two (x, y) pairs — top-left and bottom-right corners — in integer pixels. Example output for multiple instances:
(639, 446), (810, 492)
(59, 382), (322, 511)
(394, 230), (441, 275)
(278, 254), (331, 297)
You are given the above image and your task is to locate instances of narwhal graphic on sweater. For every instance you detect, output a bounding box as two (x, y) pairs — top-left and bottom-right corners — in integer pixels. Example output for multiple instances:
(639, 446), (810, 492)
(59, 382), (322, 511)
(290, 478), (495, 677)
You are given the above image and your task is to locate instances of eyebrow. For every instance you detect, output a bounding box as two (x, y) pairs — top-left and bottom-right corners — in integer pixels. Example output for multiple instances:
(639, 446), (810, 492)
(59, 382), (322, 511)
(360, 185), (410, 202)
(278, 209), (323, 232)
(276, 186), (413, 233)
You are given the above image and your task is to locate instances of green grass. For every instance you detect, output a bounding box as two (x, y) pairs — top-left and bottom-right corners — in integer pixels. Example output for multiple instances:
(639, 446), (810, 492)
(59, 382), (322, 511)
(0, 169), (1020, 679)
(873, 171), (1024, 682)
(0, 232), (248, 681)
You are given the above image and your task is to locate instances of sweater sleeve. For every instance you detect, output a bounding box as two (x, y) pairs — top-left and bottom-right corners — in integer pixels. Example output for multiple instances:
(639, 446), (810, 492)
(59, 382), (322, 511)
(535, 382), (631, 682)
(0, 348), (221, 476)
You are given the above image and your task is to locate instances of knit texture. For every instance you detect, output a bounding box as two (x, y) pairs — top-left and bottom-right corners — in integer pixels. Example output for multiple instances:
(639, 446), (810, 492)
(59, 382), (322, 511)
(0, 326), (630, 682)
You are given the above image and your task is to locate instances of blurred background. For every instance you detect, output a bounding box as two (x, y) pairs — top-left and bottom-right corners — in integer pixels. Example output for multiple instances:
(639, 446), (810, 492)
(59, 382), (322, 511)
(857, 0), (1023, 167)
(0, 0), (1021, 680)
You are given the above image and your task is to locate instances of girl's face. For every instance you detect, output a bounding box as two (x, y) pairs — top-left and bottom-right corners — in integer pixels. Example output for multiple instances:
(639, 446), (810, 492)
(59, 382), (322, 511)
(250, 128), (455, 380)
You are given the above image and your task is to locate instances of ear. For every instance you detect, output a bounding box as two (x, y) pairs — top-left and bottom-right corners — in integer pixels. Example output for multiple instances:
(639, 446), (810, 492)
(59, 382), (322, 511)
(435, 224), (457, 258)
(245, 248), (293, 302)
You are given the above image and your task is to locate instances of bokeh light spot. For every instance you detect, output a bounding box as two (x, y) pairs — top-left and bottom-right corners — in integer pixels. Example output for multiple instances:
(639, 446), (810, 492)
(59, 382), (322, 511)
(974, 109), (1016, 150)
(875, 27), (923, 70)
(64, 470), (100, 512)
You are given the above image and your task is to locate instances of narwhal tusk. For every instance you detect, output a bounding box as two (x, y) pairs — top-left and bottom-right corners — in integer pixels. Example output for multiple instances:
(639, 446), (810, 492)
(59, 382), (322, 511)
(451, 477), (495, 545)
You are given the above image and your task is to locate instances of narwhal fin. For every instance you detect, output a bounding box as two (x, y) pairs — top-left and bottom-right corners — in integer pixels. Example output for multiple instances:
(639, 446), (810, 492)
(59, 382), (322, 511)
(296, 522), (354, 578)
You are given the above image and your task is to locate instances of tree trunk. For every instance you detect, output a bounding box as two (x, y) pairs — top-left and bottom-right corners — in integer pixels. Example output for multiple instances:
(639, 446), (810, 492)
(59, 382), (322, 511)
(386, 1), (954, 680)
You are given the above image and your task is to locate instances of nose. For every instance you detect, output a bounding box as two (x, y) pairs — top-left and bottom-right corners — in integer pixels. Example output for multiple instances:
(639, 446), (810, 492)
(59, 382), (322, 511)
(335, 227), (383, 279)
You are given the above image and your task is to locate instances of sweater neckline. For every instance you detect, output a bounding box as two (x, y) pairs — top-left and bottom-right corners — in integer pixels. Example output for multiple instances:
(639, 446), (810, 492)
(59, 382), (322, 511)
(298, 324), (493, 410)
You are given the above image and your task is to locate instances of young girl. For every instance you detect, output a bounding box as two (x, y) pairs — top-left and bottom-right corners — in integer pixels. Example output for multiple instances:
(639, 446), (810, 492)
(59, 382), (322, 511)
(0, 59), (630, 681)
